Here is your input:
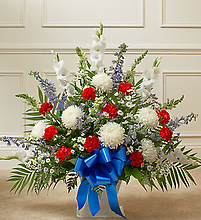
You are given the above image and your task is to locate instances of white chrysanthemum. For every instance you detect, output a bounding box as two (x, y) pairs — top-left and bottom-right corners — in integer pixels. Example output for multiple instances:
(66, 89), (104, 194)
(92, 73), (113, 92)
(139, 139), (158, 163)
(137, 107), (158, 128)
(99, 122), (125, 149)
(31, 121), (46, 139)
(62, 106), (83, 130)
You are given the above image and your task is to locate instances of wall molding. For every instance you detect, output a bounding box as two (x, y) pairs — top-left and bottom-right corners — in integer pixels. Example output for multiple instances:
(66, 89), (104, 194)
(163, 71), (201, 138)
(1, 48), (201, 55)
(42, 0), (144, 28)
(161, 0), (201, 28)
(0, 0), (26, 28)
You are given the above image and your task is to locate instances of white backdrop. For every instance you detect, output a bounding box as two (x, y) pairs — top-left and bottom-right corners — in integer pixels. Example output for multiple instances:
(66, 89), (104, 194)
(0, 0), (201, 169)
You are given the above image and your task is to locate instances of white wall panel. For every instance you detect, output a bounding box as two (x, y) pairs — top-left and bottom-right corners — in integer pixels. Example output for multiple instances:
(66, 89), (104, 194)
(162, 0), (201, 28)
(0, 0), (25, 28)
(42, 0), (144, 28)
(0, 72), (24, 137)
(163, 72), (201, 137)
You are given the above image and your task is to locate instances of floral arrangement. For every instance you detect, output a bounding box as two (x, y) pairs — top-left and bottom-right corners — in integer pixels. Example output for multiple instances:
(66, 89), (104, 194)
(1, 23), (201, 217)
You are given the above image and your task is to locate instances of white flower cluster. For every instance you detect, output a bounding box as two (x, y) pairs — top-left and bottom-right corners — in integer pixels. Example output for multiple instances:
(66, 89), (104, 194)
(137, 107), (158, 128)
(61, 106), (83, 130)
(165, 148), (190, 164)
(14, 148), (34, 163)
(139, 67), (160, 100)
(99, 122), (125, 149)
(139, 139), (158, 163)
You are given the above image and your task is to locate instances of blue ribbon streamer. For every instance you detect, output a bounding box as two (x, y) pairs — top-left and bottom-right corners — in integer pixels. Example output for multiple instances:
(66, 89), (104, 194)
(74, 145), (126, 218)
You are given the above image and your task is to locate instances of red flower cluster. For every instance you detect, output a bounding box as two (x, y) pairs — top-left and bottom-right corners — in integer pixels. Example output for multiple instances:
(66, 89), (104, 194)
(118, 82), (133, 95)
(39, 102), (53, 115)
(56, 146), (72, 161)
(84, 136), (100, 153)
(160, 126), (173, 141)
(44, 125), (58, 141)
(129, 151), (144, 167)
(101, 104), (118, 118)
(157, 110), (170, 125)
(81, 88), (97, 100)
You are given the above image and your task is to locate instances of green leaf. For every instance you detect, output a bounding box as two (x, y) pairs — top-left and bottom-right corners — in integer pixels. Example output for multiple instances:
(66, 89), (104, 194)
(124, 166), (133, 177)
(23, 112), (40, 116)
(167, 174), (173, 188)
(23, 116), (44, 121)
(173, 167), (180, 188)
(38, 86), (43, 103)
(27, 172), (36, 194)
(185, 170), (197, 185)
(177, 167), (188, 188)
(132, 168), (142, 180)
(170, 168), (177, 188)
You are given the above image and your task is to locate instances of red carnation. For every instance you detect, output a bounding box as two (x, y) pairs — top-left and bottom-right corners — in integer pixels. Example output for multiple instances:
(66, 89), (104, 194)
(44, 125), (58, 141)
(118, 82), (133, 95)
(159, 126), (173, 141)
(101, 104), (118, 118)
(56, 146), (72, 161)
(157, 110), (170, 125)
(81, 88), (97, 100)
(84, 136), (100, 153)
(39, 102), (53, 115)
(129, 151), (144, 167)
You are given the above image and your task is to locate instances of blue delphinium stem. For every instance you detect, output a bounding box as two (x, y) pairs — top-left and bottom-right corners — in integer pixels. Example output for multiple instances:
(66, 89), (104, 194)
(29, 71), (58, 105)
(110, 43), (128, 91)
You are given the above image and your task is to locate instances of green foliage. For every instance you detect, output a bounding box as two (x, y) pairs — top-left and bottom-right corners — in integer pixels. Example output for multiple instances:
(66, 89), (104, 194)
(131, 50), (148, 72)
(15, 94), (39, 110)
(64, 172), (79, 193)
(160, 95), (184, 110)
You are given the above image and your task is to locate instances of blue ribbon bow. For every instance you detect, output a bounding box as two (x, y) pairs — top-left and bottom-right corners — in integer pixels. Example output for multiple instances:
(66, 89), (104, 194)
(74, 145), (126, 217)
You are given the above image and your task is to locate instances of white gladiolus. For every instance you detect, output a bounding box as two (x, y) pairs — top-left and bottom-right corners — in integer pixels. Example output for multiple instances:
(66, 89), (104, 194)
(31, 121), (46, 139)
(61, 106), (83, 130)
(99, 122), (125, 149)
(137, 107), (158, 128)
(89, 29), (106, 72)
(139, 139), (158, 163)
(138, 67), (160, 100)
(143, 67), (160, 81)
(92, 73), (113, 92)
(53, 59), (74, 95)
(14, 148), (34, 163)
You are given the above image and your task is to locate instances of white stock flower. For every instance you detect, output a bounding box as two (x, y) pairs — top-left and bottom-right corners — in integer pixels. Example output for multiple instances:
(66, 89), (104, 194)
(92, 73), (113, 92)
(137, 107), (158, 128)
(99, 122), (125, 149)
(14, 148), (34, 163)
(61, 106), (83, 129)
(139, 139), (158, 163)
(31, 121), (46, 139)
